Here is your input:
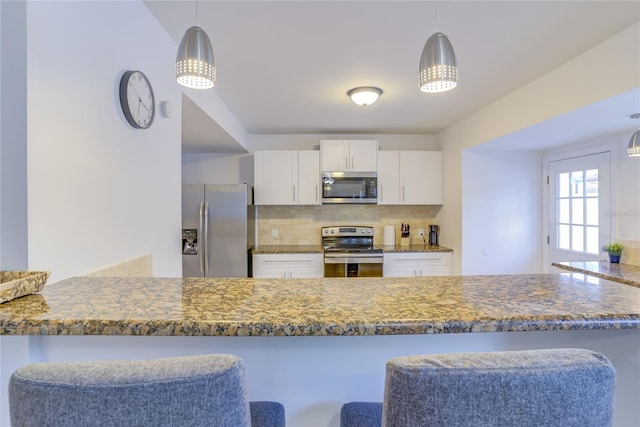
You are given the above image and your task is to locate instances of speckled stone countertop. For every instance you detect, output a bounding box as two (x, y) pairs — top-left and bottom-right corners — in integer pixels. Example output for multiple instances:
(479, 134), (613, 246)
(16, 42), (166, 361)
(553, 261), (640, 288)
(378, 244), (453, 253)
(252, 244), (453, 254)
(1, 274), (638, 336)
(253, 245), (324, 254)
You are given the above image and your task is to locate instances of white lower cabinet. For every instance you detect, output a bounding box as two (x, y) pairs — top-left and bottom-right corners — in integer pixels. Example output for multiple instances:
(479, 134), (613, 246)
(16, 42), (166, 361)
(253, 253), (324, 278)
(383, 252), (452, 277)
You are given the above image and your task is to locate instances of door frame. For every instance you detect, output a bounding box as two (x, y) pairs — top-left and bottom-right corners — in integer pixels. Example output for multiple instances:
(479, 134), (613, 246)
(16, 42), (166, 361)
(542, 142), (618, 273)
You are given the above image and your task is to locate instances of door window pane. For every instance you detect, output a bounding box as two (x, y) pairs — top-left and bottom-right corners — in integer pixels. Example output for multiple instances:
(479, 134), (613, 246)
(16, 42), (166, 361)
(558, 199), (570, 223)
(571, 171), (584, 197)
(571, 199), (584, 225)
(586, 198), (598, 226)
(558, 224), (570, 250)
(571, 225), (584, 251)
(558, 173), (570, 198)
(586, 169), (598, 196)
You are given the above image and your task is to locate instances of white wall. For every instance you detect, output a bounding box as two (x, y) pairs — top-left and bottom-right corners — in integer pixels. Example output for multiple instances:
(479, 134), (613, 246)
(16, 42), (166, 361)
(27, 1), (182, 282)
(182, 153), (254, 185)
(438, 22), (640, 275)
(462, 151), (542, 274)
(0, 1), (28, 271)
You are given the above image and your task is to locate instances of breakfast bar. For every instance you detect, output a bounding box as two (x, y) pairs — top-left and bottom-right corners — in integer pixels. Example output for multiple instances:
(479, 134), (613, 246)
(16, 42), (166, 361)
(1, 273), (640, 426)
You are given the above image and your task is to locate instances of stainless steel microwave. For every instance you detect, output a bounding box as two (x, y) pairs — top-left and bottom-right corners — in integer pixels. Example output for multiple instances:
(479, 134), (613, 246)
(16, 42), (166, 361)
(322, 172), (377, 204)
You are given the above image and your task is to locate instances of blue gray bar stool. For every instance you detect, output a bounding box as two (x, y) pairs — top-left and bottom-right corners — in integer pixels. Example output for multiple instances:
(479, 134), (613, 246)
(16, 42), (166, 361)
(9, 354), (285, 427)
(341, 348), (616, 427)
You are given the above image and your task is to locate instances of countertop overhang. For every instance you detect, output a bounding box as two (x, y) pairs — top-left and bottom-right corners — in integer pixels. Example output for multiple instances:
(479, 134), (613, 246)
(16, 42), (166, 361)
(1, 274), (639, 336)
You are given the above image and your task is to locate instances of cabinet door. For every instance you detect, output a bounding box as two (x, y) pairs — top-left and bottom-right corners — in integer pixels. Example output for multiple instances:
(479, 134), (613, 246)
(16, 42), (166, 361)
(298, 151), (320, 205)
(349, 140), (378, 172)
(377, 151), (400, 205)
(288, 254), (324, 278)
(321, 140), (349, 171)
(383, 252), (451, 277)
(399, 151), (442, 204)
(253, 253), (323, 278)
(254, 151), (298, 205)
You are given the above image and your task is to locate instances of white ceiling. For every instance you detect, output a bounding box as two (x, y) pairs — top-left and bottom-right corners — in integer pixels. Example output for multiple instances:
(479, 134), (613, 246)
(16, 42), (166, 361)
(144, 1), (640, 152)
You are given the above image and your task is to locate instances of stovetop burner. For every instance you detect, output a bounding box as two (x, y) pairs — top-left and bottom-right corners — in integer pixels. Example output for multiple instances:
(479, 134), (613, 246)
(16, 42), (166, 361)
(321, 226), (381, 254)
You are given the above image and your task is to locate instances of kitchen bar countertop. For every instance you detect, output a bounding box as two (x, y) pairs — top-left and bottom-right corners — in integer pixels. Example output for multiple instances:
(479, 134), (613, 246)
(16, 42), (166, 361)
(252, 244), (453, 254)
(378, 244), (453, 253)
(252, 245), (324, 254)
(1, 274), (638, 336)
(552, 261), (640, 288)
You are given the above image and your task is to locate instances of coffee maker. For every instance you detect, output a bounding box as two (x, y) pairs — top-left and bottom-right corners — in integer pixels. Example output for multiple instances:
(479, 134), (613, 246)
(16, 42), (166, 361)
(428, 225), (439, 246)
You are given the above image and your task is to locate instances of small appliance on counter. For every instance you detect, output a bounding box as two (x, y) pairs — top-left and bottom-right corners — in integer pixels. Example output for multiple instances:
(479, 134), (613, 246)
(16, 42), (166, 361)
(428, 225), (439, 246)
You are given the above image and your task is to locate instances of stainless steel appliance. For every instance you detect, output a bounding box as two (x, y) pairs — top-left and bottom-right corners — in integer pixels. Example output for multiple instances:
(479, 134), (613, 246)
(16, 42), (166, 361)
(429, 224), (439, 246)
(322, 172), (377, 204)
(182, 184), (254, 277)
(322, 226), (383, 277)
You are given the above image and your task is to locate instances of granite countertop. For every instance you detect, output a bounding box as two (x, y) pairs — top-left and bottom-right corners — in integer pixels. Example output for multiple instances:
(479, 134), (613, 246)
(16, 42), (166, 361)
(552, 261), (640, 288)
(252, 244), (453, 254)
(378, 244), (453, 253)
(1, 274), (638, 336)
(253, 245), (324, 254)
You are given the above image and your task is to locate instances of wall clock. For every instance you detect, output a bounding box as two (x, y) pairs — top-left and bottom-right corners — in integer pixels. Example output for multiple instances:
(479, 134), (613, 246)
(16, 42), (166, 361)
(119, 70), (155, 129)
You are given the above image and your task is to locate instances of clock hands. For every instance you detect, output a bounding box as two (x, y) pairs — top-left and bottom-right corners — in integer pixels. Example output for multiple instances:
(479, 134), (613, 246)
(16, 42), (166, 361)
(131, 84), (153, 116)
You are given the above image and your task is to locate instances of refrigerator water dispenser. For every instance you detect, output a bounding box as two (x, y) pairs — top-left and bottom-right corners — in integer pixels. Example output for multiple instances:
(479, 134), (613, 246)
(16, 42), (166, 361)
(182, 229), (198, 255)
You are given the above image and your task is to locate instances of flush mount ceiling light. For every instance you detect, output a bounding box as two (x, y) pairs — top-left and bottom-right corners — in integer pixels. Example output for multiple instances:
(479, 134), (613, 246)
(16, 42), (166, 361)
(418, 32), (458, 93)
(347, 87), (383, 107)
(628, 113), (640, 157)
(176, 2), (215, 89)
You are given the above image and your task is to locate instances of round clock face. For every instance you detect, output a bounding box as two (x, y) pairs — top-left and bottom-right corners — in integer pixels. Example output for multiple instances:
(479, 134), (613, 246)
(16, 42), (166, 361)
(119, 71), (155, 129)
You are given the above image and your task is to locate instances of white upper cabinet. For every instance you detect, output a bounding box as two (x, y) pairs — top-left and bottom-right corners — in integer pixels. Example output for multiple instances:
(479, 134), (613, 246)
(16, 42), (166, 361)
(297, 151), (321, 205)
(377, 151), (400, 204)
(377, 151), (442, 205)
(254, 151), (320, 205)
(321, 139), (378, 172)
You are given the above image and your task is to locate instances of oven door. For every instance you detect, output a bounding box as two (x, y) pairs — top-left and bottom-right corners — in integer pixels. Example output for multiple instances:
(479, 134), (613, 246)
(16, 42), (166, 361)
(324, 254), (383, 277)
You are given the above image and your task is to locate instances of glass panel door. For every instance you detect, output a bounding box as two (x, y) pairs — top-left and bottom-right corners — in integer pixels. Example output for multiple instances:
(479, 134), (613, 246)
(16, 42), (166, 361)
(548, 152), (610, 266)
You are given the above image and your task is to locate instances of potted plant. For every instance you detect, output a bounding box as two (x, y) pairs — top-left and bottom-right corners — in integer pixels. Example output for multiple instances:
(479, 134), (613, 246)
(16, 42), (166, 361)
(603, 242), (624, 263)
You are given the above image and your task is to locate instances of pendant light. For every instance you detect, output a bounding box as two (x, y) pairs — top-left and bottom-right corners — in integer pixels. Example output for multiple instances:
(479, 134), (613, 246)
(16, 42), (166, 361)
(418, 32), (458, 93)
(418, 6), (458, 93)
(347, 87), (383, 106)
(176, 1), (215, 89)
(628, 113), (640, 157)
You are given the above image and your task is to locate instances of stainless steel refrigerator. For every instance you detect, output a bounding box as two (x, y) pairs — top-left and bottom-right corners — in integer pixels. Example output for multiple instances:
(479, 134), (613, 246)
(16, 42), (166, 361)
(182, 184), (254, 277)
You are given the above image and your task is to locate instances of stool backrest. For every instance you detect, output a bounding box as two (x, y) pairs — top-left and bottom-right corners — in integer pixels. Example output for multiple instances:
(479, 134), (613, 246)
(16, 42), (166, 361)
(383, 348), (616, 427)
(10, 354), (252, 427)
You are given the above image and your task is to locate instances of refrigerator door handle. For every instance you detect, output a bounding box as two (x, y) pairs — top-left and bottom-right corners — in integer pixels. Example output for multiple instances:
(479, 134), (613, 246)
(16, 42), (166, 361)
(198, 202), (205, 274)
(203, 201), (209, 274)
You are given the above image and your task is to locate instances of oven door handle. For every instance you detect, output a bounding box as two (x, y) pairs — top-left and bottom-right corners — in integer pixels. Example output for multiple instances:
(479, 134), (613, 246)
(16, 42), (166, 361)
(324, 256), (383, 264)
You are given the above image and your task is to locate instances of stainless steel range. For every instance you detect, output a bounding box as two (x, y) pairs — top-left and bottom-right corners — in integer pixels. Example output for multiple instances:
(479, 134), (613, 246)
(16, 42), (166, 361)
(322, 226), (383, 277)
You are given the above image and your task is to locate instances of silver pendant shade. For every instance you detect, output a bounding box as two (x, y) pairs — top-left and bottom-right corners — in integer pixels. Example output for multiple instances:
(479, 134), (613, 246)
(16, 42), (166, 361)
(418, 32), (458, 93)
(628, 130), (640, 157)
(629, 113), (640, 157)
(176, 26), (216, 89)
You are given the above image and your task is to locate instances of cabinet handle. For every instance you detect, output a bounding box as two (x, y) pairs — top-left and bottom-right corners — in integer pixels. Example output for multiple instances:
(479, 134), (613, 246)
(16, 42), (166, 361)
(351, 157), (354, 170)
(419, 269), (423, 276)
(402, 185), (406, 202)
(345, 157), (349, 170)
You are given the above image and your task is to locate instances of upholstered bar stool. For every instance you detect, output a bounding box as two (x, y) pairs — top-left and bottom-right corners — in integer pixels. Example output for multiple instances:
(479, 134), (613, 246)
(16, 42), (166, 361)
(341, 348), (616, 427)
(9, 354), (285, 427)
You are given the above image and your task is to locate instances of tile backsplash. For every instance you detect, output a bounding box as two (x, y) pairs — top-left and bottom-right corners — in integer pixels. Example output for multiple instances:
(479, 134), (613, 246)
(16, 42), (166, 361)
(257, 205), (440, 246)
